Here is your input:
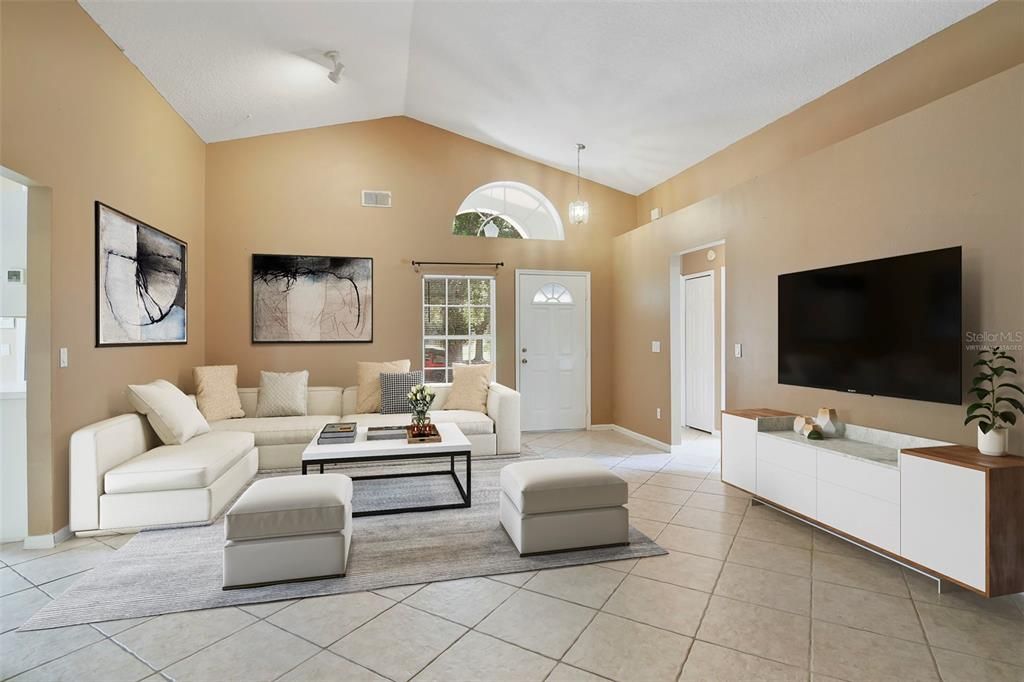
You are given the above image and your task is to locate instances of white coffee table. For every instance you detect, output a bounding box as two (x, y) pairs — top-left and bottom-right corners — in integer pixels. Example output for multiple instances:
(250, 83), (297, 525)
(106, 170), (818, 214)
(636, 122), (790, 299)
(301, 422), (472, 517)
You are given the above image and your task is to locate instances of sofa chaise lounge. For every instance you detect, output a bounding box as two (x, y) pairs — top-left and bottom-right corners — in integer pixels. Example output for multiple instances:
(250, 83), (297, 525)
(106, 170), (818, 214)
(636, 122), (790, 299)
(70, 382), (520, 533)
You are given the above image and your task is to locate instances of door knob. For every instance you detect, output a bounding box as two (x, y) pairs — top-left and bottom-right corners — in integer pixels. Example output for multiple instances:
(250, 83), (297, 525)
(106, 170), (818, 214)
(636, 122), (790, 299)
(521, 347), (527, 352)
(521, 358), (528, 364)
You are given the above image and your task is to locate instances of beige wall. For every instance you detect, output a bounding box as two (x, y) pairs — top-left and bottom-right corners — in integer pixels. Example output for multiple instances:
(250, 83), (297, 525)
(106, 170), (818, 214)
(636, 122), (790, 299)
(636, 1), (1024, 225)
(205, 117), (636, 424)
(1, 2), (206, 535)
(613, 64), (1024, 448)
(681, 245), (726, 431)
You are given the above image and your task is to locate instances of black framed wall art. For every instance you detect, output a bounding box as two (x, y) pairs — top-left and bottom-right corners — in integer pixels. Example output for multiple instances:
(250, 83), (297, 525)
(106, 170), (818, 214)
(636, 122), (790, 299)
(95, 202), (188, 346)
(252, 254), (373, 343)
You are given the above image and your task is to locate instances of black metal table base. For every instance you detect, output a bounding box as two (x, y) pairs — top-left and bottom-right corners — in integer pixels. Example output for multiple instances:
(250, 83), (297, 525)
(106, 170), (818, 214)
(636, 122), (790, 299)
(302, 450), (471, 517)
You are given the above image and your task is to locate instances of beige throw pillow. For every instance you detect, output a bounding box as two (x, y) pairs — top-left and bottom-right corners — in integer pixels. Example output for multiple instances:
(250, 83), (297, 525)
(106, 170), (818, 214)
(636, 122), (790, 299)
(356, 359), (411, 413)
(444, 363), (491, 413)
(127, 379), (210, 445)
(256, 370), (309, 417)
(193, 365), (245, 421)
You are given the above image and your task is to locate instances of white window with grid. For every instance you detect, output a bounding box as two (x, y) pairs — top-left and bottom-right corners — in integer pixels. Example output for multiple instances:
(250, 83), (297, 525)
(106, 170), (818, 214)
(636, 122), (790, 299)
(422, 275), (495, 383)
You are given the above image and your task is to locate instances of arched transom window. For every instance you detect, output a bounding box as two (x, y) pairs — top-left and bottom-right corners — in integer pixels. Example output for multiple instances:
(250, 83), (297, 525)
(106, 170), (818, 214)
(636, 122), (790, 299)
(453, 181), (564, 241)
(532, 282), (574, 304)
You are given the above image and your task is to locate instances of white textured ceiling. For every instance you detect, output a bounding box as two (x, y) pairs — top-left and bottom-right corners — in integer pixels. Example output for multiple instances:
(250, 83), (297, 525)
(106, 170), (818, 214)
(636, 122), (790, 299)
(80, 1), (989, 195)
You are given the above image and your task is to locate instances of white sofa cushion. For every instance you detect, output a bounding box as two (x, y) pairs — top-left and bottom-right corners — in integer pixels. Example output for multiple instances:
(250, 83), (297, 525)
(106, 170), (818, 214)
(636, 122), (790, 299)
(445, 363), (491, 413)
(256, 370), (309, 417)
(225, 474), (352, 541)
(356, 359), (410, 413)
(341, 410), (494, 436)
(104, 431), (255, 494)
(209, 415), (339, 447)
(500, 458), (627, 515)
(193, 365), (245, 421)
(238, 386), (343, 419)
(127, 379), (210, 445)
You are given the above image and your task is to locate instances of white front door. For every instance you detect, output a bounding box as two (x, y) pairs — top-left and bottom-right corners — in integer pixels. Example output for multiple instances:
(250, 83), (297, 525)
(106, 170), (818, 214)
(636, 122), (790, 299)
(517, 272), (588, 431)
(684, 273), (715, 432)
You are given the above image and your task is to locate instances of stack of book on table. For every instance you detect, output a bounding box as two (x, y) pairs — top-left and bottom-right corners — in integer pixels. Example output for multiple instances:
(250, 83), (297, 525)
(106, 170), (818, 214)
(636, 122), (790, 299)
(366, 425), (408, 441)
(317, 422), (357, 445)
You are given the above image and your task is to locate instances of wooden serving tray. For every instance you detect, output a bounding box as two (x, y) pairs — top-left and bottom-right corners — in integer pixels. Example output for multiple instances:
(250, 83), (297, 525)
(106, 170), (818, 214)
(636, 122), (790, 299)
(406, 424), (442, 444)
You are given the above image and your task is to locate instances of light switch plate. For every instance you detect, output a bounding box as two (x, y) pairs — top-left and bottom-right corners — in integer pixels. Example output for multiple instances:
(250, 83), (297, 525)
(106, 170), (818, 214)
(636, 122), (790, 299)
(59, 347), (69, 368)
(651, 341), (661, 353)
(734, 343), (742, 358)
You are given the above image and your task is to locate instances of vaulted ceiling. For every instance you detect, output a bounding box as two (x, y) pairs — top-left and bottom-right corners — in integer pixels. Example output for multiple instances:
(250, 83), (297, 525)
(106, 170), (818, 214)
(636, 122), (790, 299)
(81, 1), (989, 195)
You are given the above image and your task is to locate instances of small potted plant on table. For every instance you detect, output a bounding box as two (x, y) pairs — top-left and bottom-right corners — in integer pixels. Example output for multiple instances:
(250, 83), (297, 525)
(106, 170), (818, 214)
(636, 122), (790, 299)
(407, 384), (436, 439)
(965, 347), (1023, 456)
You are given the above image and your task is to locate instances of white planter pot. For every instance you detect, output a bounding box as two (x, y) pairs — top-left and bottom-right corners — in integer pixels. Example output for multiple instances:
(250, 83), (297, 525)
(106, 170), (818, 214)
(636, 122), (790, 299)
(977, 426), (1008, 456)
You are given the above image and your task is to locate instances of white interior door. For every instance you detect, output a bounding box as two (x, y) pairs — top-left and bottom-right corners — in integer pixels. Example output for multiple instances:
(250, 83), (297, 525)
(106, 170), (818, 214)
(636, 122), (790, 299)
(684, 273), (715, 432)
(517, 272), (588, 431)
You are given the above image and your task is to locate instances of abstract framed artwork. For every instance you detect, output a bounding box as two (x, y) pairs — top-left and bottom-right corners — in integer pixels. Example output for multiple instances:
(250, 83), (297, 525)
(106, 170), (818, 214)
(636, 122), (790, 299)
(252, 254), (373, 343)
(95, 202), (187, 347)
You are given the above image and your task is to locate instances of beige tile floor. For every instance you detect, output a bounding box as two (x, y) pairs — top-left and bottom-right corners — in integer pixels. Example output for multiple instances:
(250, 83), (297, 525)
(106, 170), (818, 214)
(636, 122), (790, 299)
(1, 428), (1022, 681)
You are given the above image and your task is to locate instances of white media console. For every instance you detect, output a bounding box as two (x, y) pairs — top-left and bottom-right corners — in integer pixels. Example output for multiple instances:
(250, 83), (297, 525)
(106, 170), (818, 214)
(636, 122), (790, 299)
(721, 409), (1024, 598)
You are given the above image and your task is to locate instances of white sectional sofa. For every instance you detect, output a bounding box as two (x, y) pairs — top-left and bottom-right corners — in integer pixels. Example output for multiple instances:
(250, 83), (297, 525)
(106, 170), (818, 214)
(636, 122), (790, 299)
(70, 382), (520, 533)
(211, 382), (520, 470)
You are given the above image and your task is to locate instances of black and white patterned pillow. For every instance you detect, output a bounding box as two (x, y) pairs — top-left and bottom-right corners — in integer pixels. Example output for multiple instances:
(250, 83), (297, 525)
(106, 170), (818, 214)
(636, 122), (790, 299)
(380, 371), (424, 414)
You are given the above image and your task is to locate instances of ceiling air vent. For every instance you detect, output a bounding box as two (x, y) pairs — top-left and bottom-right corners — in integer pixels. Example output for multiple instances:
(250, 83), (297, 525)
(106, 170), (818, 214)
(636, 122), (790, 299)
(361, 190), (392, 208)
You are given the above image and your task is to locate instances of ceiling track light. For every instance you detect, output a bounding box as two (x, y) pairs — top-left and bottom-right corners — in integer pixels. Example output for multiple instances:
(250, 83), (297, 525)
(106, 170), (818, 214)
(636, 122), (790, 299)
(568, 143), (589, 225)
(324, 50), (345, 84)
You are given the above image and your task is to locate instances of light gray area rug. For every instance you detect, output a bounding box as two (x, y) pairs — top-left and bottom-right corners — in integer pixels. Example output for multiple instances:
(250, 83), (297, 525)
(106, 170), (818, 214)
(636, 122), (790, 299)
(22, 458), (665, 631)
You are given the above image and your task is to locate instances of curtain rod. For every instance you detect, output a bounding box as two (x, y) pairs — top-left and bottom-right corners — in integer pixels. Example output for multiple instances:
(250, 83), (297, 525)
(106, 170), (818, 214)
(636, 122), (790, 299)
(411, 261), (504, 268)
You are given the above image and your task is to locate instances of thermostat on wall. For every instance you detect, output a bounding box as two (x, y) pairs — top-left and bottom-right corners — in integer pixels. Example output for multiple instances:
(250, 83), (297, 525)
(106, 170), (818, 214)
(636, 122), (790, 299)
(6, 269), (24, 284)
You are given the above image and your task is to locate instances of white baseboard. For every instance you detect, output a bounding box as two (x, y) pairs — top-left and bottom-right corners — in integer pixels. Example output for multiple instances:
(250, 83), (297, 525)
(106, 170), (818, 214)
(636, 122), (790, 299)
(589, 423), (671, 452)
(23, 525), (72, 550)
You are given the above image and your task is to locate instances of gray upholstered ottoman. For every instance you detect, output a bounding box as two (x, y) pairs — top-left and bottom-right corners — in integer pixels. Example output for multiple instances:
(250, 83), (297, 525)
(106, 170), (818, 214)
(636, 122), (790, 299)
(499, 458), (629, 555)
(223, 474), (352, 589)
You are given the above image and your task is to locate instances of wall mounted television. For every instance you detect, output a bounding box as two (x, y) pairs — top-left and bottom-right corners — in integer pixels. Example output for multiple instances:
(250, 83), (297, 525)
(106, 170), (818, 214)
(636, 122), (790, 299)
(778, 247), (962, 405)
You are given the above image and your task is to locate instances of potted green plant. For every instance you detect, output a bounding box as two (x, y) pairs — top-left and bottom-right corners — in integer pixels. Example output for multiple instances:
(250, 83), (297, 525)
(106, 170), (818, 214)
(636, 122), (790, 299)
(965, 347), (1023, 456)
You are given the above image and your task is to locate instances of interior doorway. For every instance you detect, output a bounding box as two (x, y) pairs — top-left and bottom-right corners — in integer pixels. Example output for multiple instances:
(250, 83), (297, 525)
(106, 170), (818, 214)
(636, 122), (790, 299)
(682, 271), (715, 432)
(1, 175), (29, 541)
(671, 241), (727, 444)
(516, 270), (590, 431)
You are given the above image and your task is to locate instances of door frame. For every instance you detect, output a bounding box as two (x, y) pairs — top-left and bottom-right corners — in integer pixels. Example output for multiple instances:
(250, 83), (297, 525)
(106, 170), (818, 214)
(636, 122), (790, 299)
(670, 239), (726, 447)
(515, 269), (592, 429)
(680, 269), (716, 432)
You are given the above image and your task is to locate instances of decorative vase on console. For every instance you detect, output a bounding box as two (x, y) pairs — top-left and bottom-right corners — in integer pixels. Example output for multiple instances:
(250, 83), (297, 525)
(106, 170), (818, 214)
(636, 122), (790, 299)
(407, 384), (436, 437)
(793, 416), (815, 434)
(816, 408), (843, 437)
(965, 347), (1022, 457)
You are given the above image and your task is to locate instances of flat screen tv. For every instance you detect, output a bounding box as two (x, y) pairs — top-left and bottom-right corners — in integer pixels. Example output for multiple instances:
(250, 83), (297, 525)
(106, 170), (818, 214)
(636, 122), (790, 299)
(778, 247), (962, 405)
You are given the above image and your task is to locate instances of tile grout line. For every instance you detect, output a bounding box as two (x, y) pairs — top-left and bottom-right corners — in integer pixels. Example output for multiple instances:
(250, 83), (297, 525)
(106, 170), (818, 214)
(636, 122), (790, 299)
(115, 610), (277, 678)
(248, 597), (384, 681)
(674, 493), (746, 681)
(394, 578), (531, 681)
(552, 559), (631, 676)
(902, 569), (946, 681)
(4, 624), (138, 681)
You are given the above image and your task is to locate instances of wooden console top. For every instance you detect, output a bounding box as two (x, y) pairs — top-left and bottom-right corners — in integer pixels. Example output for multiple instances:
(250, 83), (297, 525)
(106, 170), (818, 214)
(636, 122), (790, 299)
(722, 408), (796, 419)
(901, 445), (1024, 471)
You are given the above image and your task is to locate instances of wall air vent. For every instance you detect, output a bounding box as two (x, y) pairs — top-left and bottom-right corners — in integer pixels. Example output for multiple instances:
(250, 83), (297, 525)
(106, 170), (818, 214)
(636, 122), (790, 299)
(361, 190), (392, 208)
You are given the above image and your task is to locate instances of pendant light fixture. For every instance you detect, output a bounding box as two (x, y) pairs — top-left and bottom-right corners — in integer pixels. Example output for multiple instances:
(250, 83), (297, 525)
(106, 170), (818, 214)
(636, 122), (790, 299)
(568, 143), (589, 225)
